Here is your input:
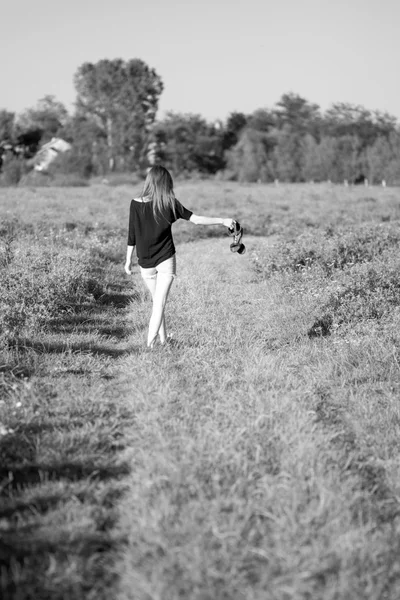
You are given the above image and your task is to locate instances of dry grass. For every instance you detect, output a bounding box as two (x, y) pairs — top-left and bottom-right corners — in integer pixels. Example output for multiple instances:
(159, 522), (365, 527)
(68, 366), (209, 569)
(1, 181), (400, 599)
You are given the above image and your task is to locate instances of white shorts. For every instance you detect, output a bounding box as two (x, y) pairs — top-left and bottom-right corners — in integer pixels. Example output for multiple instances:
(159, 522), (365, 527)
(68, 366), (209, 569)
(139, 254), (177, 280)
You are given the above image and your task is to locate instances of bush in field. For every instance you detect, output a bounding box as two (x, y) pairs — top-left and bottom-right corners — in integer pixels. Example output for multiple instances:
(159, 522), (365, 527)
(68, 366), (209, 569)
(48, 150), (92, 179)
(0, 238), (96, 346)
(1, 153), (90, 188)
(0, 156), (25, 186)
(329, 266), (400, 321)
(252, 224), (400, 278)
(309, 259), (400, 336)
(18, 168), (89, 188)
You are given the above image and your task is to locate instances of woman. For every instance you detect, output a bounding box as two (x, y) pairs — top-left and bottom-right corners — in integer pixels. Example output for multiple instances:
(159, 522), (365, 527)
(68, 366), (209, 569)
(125, 166), (234, 348)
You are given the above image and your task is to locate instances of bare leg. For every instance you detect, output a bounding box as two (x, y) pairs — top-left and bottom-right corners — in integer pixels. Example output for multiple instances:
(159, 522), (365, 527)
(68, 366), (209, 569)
(142, 276), (165, 343)
(143, 275), (174, 347)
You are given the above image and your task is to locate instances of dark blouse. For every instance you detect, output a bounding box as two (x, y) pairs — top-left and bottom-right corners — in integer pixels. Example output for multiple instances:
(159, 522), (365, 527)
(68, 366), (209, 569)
(127, 198), (193, 268)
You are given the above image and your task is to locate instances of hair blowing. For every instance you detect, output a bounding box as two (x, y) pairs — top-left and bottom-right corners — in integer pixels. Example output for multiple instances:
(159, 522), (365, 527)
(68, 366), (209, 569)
(142, 166), (177, 222)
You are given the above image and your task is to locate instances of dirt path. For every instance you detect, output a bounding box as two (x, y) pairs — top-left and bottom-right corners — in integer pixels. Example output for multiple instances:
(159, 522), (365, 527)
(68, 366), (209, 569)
(113, 237), (400, 600)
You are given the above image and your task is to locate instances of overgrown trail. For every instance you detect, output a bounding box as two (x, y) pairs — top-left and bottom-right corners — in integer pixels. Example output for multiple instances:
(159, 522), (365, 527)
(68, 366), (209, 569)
(115, 237), (400, 600)
(3, 232), (400, 599)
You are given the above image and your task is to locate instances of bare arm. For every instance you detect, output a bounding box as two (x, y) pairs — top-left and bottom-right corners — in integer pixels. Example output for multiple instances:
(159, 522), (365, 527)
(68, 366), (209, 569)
(125, 245), (135, 274)
(190, 214), (234, 228)
(125, 201), (136, 274)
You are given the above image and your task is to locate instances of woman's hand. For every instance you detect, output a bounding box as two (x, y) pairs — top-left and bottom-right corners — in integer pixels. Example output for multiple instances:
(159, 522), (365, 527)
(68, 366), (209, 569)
(124, 260), (132, 275)
(125, 246), (135, 274)
(223, 218), (235, 229)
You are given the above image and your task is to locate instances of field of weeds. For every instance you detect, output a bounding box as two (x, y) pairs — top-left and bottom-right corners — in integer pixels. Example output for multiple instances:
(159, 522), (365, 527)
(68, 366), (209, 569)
(1, 181), (400, 599)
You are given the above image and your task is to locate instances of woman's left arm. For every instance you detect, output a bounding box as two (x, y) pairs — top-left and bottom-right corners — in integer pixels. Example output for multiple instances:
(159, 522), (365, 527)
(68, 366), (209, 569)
(190, 214), (234, 228)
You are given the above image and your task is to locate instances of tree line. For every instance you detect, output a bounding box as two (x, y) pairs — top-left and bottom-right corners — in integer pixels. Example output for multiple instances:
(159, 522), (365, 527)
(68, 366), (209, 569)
(1, 58), (399, 184)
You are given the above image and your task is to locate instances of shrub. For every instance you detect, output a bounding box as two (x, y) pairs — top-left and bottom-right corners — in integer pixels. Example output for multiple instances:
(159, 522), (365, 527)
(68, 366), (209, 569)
(18, 170), (89, 187)
(0, 241), (97, 346)
(18, 150), (92, 187)
(0, 156), (25, 186)
(251, 224), (400, 278)
(308, 259), (400, 335)
(48, 151), (92, 179)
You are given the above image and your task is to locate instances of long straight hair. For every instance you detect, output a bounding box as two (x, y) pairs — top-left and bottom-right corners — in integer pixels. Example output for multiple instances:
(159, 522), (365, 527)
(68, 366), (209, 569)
(141, 166), (177, 222)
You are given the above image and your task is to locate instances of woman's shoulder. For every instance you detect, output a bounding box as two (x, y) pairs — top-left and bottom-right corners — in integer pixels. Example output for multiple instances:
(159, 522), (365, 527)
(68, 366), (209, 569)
(132, 196), (152, 203)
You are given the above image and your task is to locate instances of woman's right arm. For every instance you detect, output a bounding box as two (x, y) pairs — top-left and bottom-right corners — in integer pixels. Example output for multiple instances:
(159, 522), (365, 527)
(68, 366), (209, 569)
(190, 214), (234, 228)
(125, 201), (136, 274)
(125, 245), (135, 274)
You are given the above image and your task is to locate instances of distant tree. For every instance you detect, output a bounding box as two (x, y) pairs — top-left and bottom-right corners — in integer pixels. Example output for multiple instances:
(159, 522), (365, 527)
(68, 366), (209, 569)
(193, 123), (225, 174)
(317, 137), (338, 181)
(302, 134), (324, 181)
(322, 103), (397, 148)
(384, 132), (400, 184)
(372, 111), (398, 138)
(16, 95), (68, 143)
(74, 58), (163, 171)
(270, 94), (321, 181)
(62, 114), (108, 177)
(221, 93), (398, 184)
(332, 135), (366, 182)
(274, 92), (321, 138)
(366, 137), (392, 183)
(247, 109), (275, 133)
(222, 112), (248, 151)
(152, 112), (203, 174)
(272, 124), (304, 182)
(152, 113), (224, 175)
(324, 103), (369, 136)
(0, 110), (15, 142)
(226, 128), (272, 182)
(15, 129), (43, 158)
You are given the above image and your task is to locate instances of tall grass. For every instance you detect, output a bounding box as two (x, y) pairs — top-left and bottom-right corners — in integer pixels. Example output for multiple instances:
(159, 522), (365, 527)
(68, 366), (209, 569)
(1, 181), (400, 599)
(117, 235), (400, 600)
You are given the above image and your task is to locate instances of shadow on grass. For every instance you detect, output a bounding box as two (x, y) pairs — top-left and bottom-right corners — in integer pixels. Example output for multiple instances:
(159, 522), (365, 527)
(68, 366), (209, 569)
(0, 463), (127, 598)
(0, 422), (130, 597)
(62, 292), (139, 313)
(97, 290), (140, 307)
(0, 461), (130, 492)
(47, 318), (145, 340)
(0, 484), (124, 520)
(1, 421), (126, 467)
(0, 528), (123, 599)
(48, 369), (116, 380)
(9, 338), (139, 357)
(0, 363), (34, 378)
(0, 414), (130, 484)
(0, 259), (139, 598)
(0, 528), (121, 562)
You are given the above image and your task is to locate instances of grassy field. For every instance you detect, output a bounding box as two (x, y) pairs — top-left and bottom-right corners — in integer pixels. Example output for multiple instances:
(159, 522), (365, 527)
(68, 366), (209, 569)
(1, 180), (400, 599)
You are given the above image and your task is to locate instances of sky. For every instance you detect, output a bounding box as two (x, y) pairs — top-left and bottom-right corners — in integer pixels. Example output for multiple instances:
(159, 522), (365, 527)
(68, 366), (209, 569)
(2, 0), (399, 122)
